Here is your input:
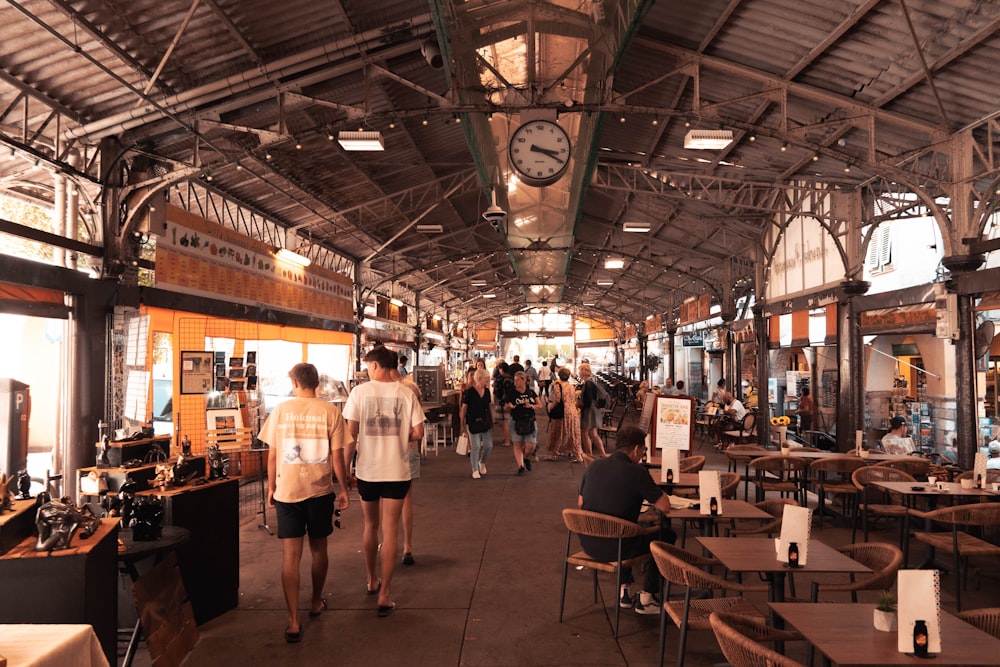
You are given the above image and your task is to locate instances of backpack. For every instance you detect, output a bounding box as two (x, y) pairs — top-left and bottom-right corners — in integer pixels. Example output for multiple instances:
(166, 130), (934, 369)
(594, 381), (610, 409)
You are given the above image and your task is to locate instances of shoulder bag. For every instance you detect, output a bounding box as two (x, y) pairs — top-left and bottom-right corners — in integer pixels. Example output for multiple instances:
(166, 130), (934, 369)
(547, 382), (565, 419)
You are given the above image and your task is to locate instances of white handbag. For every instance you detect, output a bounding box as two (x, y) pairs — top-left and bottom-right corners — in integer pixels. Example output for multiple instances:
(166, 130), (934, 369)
(455, 432), (470, 456)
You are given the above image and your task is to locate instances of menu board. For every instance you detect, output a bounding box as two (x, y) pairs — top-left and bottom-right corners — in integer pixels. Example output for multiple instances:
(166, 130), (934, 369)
(650, 394), (694, 452)
(638, 391), (656, 433)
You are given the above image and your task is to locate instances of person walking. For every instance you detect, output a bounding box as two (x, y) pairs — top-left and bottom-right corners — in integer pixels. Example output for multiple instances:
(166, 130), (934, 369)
(524, 359), (539, 392)
(461, 368), (494, 478)
(795, 386), (814, 432)
(389, 361), (421, 567)
(503, 370), (540, 475)
(343, 346), (425, 617)
(493, 362), (513, 447)
(549, 367), (583, 462)
(537, 360), (552, 399)
(261, 362), (351, 643)
(578, 363), (608, 457)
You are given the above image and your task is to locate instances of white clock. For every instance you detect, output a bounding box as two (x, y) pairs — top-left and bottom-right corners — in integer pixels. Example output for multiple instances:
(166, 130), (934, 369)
(508, 119), (571, 186)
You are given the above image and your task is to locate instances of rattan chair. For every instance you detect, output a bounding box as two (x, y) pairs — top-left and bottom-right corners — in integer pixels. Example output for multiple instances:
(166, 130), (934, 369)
(809, 456), (866, 529)
(725, 445), (768, 501)
(679, 455), (706, 474)
(957, 607), (1000, 639)
(875, 457), (931, 480)
(748, 455), (808, 506)
(851, 465), (917, 560)
(650, 540), (770, 667)
(559, 508), (658, 637)
(723, 412), (758, 447)
(726, 498), (799, 537)
(810, 542), (904, 602)
(709, 611), (806, 667)
(910, 503), (1000, 611)
(954, 469), (1000, 485)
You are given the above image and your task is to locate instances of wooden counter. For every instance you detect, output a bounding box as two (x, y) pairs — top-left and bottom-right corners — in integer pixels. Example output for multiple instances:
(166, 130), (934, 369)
(0, 497), (36, 555)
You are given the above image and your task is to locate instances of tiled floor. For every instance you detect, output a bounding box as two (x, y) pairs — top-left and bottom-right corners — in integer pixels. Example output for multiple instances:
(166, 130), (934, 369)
(124, 416), (999, 666)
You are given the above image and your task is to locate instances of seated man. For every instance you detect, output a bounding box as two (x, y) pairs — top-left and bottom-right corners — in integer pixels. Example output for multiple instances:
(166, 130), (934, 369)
(578, 425), (677, 615)
(881, 415), (916, 455)
(713, 391), (746, 448)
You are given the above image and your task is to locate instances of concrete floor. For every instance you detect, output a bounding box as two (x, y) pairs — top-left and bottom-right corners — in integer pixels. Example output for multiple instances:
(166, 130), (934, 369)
(124, 415), (998, 667)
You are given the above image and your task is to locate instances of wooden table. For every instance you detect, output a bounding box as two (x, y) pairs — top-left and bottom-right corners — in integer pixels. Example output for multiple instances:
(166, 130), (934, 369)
(645, 469), (701, 490)
(0, 623), (110, 667)
(670, 499), (771, 544)
(769, 602), (1000, 666)
(696, 536), (870, 604)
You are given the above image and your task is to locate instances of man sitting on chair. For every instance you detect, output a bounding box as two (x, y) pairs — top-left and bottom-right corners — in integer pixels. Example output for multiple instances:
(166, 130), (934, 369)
(713, 391), (746, 448)
(578, 425), (677, 615)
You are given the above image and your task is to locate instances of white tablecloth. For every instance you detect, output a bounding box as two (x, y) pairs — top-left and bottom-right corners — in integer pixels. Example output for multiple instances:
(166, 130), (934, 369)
(0, 624), (108, 667)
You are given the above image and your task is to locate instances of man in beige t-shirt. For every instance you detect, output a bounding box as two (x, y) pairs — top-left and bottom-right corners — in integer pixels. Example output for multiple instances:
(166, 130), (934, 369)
(261, 362), (350, 642)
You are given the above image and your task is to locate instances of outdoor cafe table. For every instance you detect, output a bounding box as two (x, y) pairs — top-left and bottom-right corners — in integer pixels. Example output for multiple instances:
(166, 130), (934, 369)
(670, 499), (772, 544)
(769, 602), (1000, 666)
(695, 536), (871, 605)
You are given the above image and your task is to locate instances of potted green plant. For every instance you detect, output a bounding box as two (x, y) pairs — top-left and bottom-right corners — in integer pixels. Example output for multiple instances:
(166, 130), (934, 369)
(874, 590), (897, 632)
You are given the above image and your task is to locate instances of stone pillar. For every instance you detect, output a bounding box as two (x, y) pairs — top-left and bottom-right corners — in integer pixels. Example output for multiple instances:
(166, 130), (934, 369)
(837, 280), (870, 452)
(753, 304), (769, 448)
(667, 327), (677, 382)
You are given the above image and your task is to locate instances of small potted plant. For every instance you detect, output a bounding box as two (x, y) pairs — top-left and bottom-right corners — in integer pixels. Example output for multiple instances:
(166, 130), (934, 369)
(874, 590), (897, 632)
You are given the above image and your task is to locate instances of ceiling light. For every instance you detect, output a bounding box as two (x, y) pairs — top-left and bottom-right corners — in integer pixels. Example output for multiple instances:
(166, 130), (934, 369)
(812, 153), (820, 161)
(275, 248), (311, 267)
(482, 293), (497, 299)
(337, 131), (384, 151)
(421, 116), (428, 126)
(780, 142), (789, 152)
(583, 302), (595, 306)
(327, 132), (335, 141)
(622, 222), (651, 233)
(844, 163), (852, 173)
(597, 279), (614, 286)
(415, 224), (443, 233)
(683, 129), (734, 150)
(265, 151), (273, 160)
(651, 118), (659, 126)
(619, 115), (626, 123)
(389, 119), (396, 129)
(748, 134), (756, 142)
(604, 258), (625, 269)
(470, 280), (488, 287)
(295, 139), (302, 150)
(390, 297), (404, 307)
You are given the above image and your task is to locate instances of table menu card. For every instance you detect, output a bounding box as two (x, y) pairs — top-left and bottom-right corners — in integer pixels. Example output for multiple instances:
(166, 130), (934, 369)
(776, 504), (812, 565)
(897, 569), (941, 654)
(973, 452), (988, 487)
(699, 471), (723, 516)
(661, 448), (681, 484)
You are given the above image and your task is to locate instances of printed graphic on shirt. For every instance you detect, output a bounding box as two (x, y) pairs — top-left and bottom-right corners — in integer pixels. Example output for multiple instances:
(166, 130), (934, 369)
(276, 416), (331, 464)
(363, 396), (404, 436)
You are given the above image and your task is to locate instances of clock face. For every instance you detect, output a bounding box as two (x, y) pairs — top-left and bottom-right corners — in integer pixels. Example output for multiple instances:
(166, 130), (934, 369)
(508, 119), (571, 186)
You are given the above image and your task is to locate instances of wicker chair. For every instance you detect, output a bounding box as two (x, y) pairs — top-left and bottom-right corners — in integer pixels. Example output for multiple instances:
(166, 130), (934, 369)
(725, 445), (768, 501)
(558, 508), (658, 637)
(808, 456), (866, 529)
(722, 412), (758, 447)
(910, 503), (1000, 611)
(957, 607), (1000, 639)
(810, 542), (904, 602)
(726, 498), (798, 537)
(850, 465), (917, 563)
(954, 469), (1000, 485)
(709, 611), (806, 667)
(748, 455), (808, 506)
(679, 455), (706, 474)
(874, 457), (931, 480)
(650, 540), (771, 667)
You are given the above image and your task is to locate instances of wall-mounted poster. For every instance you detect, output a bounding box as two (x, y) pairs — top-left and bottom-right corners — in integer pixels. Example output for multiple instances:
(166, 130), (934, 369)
(246, 351), (257, 365)
(181, 351), (214, 394)
(650, 394), (694, 452)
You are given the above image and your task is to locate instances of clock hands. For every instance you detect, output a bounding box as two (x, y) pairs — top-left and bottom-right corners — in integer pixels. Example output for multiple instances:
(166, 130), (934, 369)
(529, 144), (566, 163)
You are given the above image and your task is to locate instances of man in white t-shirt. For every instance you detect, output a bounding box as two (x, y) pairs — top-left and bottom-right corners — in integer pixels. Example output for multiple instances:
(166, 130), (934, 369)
(343, 345), (424, 617)
(261, 362), (351, 642)
(986, 441), (1000, 470)
(537, 360), (552, 399)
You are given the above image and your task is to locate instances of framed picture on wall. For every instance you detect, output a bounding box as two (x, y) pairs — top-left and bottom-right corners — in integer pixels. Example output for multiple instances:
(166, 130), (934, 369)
(207, 408), (242, 434)
(180, 350), (214, 394)
(246, 351), (257, 365)
(229, 356), (244, 369)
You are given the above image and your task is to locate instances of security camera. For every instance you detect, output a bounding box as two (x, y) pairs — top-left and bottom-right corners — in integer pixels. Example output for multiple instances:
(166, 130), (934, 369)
(482, 203), (506, 230)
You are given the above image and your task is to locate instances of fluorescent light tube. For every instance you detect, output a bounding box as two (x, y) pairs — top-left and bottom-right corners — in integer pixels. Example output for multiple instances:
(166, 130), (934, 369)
(337, 131), (385, 151)
(416, 224), (443, 233)
(597, 279), (614, 286)
(683, 129), (734, 149)
(623, 222), (651, 233)
(604, 258), (625, 269)
(275, 248), (311, 267)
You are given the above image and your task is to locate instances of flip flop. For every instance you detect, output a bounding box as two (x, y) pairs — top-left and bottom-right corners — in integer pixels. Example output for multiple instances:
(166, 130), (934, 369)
(366, 578), (382, 595)
(377, 602), (396, 618)
(308, 598), (328, 618)
(285, 626), (303, 643)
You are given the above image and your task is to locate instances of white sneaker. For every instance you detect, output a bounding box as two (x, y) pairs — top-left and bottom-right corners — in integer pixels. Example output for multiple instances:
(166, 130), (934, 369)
(472, 471), (481, 479)
(478, 462), (487, 475)
(634, 592), (661, 615)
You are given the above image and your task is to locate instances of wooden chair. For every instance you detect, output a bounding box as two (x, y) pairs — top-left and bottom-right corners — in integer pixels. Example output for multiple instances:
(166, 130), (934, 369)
(851, 466), (917, 562)
(956, 607), (1000, 639)
(810, 542), (904, 602)
(808, 456), (866, 528)
(874, 457), (930, 480)
(709, 611), (806, 667)
(558, 508), (658, 637)
(598, 400), (629, 447)
(650, 541), (771, 667)
(679, 455), (706, 474)
(725, 445), (768, 501)
(748, 455), (808, 506)
(910, 503), (1000, 611)
(723, 412), (757, 447)
(726, 498), (798, 537)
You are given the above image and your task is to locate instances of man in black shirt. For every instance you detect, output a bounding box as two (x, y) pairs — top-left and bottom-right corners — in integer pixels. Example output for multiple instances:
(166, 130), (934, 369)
(578, 426), (676, 614)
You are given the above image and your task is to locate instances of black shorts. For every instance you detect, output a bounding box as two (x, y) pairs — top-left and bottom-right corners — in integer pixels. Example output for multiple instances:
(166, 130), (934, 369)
(274, 493), (336, 539)
(356, 479), (411, 502)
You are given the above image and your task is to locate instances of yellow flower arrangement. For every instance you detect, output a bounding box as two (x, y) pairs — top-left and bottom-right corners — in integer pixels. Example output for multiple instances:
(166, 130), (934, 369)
(770, 416), (791, 426)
